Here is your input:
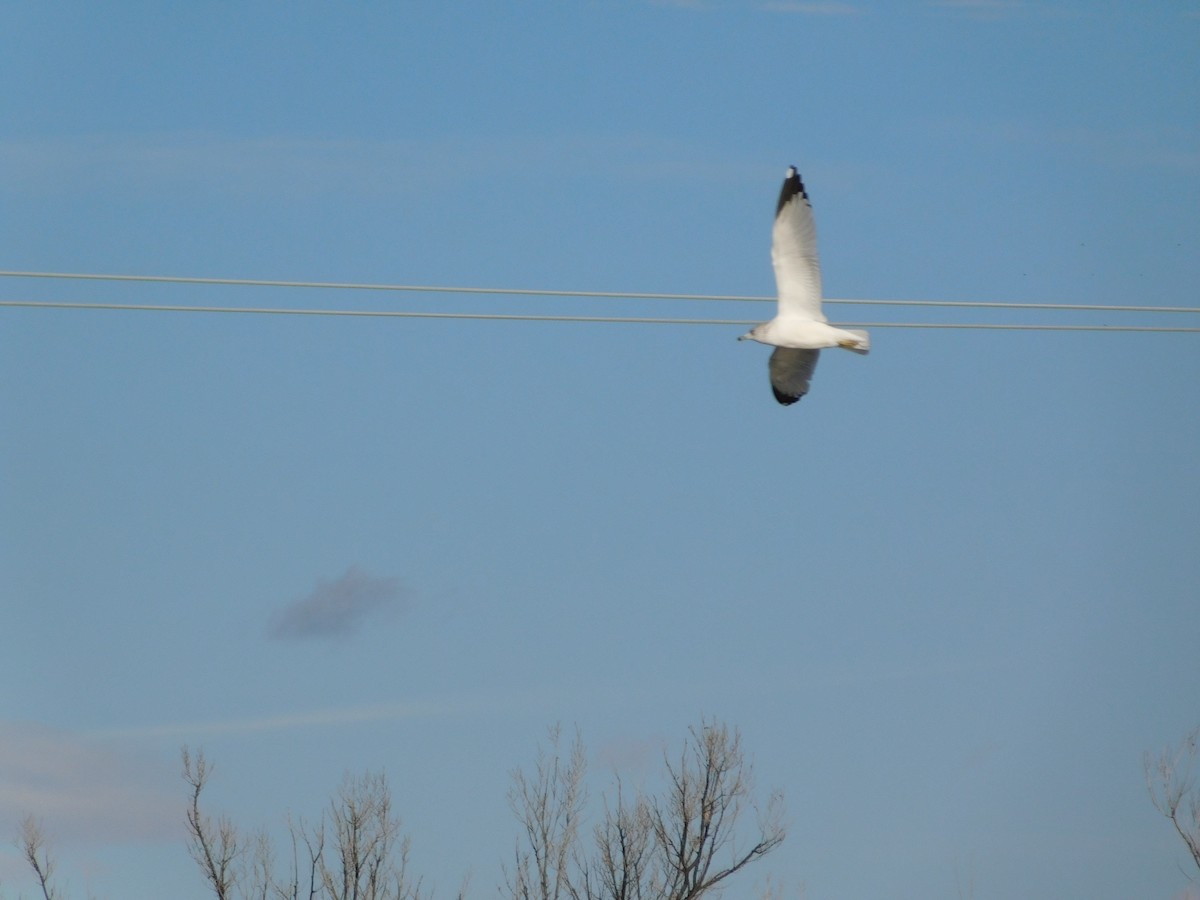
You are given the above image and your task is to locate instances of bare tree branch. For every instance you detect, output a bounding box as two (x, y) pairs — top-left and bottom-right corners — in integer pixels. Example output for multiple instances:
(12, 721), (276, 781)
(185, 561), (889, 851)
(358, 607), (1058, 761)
(650, 722), (784, 900)
(589, 780), (655, 900)
(276, 815), (324, 900)
(182, 748), (422, 900)
(505, 725), (588, 900)
(183, 746), (246, 900)
(20, 816), (62, 900)
(311, 770), (422, 900)
(249, 829), (275, 900)
(508, 720), (784, 900)
(1146, 726), (1200, 874)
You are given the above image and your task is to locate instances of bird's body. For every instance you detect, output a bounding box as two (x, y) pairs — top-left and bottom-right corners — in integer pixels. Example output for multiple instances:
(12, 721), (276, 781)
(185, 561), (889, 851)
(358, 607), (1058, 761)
(739, 166), (869, 404)
(745, 316), (870, 352)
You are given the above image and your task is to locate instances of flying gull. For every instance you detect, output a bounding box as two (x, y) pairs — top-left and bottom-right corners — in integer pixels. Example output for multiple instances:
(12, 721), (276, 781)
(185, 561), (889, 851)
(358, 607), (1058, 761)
(739, 166), (869, 404)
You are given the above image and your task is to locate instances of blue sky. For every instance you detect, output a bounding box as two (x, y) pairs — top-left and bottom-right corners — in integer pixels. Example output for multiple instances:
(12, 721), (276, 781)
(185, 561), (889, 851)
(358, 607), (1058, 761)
(2, 2), (1199, 898)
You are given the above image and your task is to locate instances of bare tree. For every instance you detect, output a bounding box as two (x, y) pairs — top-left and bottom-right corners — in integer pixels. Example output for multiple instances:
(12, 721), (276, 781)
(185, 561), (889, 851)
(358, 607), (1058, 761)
(505, 725), (588, 900)
(184, 747), (249, 900)
(312, 771), (423, 900)
(506, 720), (785, 900)
(584, 781), (653, 900)
(275, 815), (325, 900)
(1146, 725), (1200, 873)
(184, 747), (423, 900)
(19, 816), (62, 900)
(650, 722), (784, 900)
(13, 722), (779, 900)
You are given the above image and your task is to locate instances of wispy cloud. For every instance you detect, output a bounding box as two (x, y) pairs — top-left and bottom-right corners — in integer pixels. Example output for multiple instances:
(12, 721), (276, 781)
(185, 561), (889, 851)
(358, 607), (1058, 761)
(87, 700), (467, 741)
(928, 116), (1200, 174)
(928, 0), (1023, 8)
(86, 687), (569, 742)
(268, 566), (406, 640)
(923, 1), (1092, 21)
(760, 2), (863, 14)
(0, 723), (181, 845)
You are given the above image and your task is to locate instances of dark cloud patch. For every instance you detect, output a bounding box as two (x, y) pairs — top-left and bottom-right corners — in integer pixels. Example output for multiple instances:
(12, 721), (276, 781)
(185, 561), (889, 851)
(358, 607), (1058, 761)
(269, 566), (405, 640)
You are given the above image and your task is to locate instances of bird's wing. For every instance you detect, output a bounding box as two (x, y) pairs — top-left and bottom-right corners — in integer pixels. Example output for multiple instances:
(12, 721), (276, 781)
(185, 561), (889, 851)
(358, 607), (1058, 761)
(771, 166), (825, 322)
(768, 347), (820, 405)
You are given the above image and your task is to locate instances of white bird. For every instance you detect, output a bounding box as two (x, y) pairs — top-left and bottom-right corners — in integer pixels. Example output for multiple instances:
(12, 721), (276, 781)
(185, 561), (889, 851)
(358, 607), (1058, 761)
(739, 166), (869, 405)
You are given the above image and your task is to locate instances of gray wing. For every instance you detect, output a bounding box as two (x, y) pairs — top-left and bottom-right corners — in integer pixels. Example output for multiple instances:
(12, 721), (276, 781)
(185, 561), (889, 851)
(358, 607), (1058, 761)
(768, 347), (820, 405)
(771, 167), (824, 322)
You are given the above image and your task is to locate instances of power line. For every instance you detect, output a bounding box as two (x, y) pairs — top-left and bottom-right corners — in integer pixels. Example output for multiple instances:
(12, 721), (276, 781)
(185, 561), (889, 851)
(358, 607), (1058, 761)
(1, 269), (1197, 315)
(4, 299), (1199, 332)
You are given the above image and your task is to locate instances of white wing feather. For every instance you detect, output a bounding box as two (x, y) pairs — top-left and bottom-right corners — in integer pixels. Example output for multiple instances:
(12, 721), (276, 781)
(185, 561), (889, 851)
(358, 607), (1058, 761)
(771, 168), (825, 322)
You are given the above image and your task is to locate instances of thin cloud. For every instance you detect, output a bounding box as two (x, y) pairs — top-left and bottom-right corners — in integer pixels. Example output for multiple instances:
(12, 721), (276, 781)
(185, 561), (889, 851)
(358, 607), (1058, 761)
(927, 2), (1092, 22)
(760, 2), (863, 14)
(926, 115), (1200, 174)
(269, 566), (406, 640)
(926, 0), (1027, 18)
(87, 700), (467, 741)
(0, 723), (181, 845)
(85, 688), (570, 742)
(928, 0), (1023, 8)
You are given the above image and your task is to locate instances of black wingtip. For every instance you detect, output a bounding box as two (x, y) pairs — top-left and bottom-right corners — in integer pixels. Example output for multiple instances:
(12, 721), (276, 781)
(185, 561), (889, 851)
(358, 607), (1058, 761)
(771, 387), (803, 406)
(774, 165), (809, 218)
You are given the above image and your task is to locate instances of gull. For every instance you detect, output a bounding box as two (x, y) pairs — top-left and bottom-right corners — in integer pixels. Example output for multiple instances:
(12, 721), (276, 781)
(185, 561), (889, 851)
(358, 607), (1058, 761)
(739, 166), (869, 405)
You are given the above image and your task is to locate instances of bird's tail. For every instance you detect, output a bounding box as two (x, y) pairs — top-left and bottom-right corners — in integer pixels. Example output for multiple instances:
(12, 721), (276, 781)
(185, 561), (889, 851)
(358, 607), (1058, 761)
(842, 329), (870, 355)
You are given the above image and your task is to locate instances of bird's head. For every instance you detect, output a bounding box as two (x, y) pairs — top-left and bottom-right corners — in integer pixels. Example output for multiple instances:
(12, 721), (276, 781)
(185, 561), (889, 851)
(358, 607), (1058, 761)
(738, 324), (765, 343)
